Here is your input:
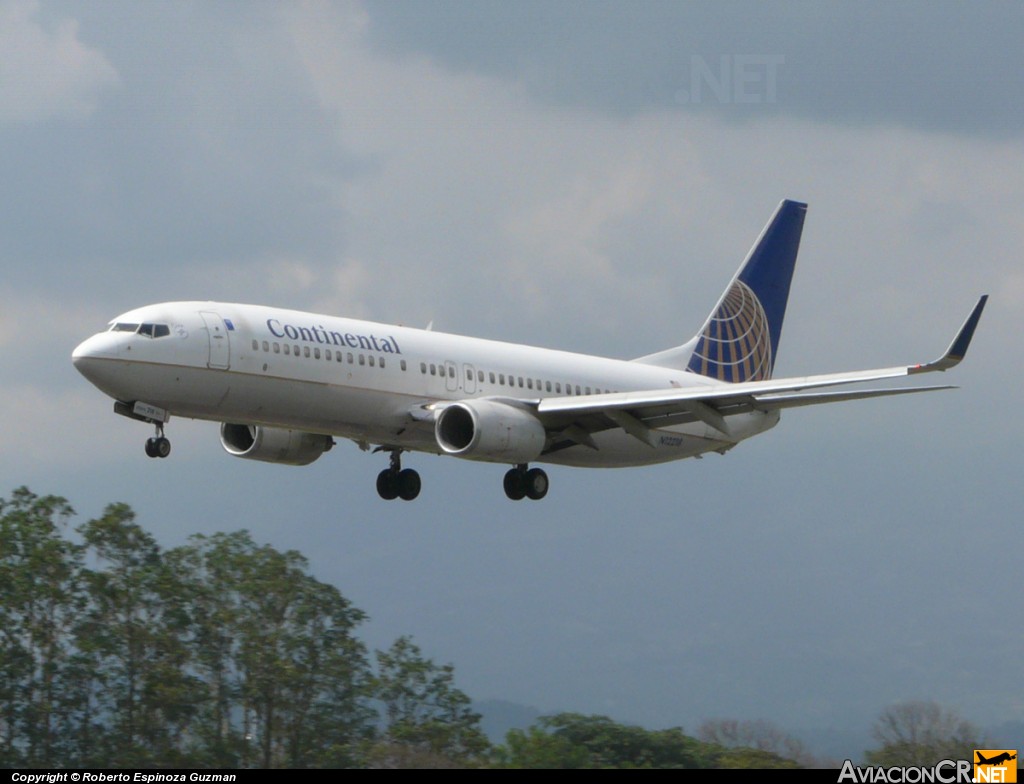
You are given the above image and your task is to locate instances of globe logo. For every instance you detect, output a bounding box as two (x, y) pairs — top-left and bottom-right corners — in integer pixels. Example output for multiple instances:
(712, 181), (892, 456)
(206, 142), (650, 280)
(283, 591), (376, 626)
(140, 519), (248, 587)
(687, 279), (773, 382)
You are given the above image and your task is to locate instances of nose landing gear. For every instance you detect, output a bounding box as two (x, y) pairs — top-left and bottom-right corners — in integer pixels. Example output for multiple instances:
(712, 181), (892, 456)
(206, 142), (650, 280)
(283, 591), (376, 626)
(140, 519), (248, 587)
(144, 423), (171, 459)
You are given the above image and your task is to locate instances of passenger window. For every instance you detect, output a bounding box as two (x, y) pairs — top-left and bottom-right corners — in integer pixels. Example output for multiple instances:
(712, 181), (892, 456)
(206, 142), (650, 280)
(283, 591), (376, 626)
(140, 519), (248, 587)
(478, 370), (484, 382)
(283, 344), (290, 355)
(499, 374), (505, 384)
(273, 343), (280, 354)
(251, 339), (259, 351)
(263, 341), (270, 352)
(489, 372), (496, 383)
(575, 385), (581, 395)
(467, 368), (473, 380)
(379, 357), (385, 369)
(527, 379), (533, 390)
(401, 360), (407, 371)
(304, 347), (311, 358)
(518, 377), (524, 387)
(420, 362), (427, 374)
(359, 355), (366, 366)
(368, 356), (375, 367)
(430, 364), (436, 376)
(348, 353), (354, 364)
(336, 351), (342, 362)
(586, 387), (591, 395)
(314, 348), (321, 359)
(294, 345), (300, 356)
(555, 382), (561, 393)
(546, 381), (552, 392)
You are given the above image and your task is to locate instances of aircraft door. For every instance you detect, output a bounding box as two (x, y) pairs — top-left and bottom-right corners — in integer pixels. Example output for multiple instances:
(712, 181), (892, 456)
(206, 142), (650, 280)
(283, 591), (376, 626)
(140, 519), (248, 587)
(199, 311), (231, 370)
(464, 363), (476, 394)
(444, 360), (458, 392)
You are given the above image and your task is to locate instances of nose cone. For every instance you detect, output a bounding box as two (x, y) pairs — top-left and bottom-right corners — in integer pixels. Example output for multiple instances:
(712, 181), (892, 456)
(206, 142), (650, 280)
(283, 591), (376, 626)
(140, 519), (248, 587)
(72, 333), (121, 388)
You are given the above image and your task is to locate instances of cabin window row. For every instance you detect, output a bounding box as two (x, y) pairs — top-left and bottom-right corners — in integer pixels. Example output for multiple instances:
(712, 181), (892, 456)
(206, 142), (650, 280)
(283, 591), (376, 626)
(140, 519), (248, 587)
(417, 361), (613, 396)
(251, 339), (409, 372)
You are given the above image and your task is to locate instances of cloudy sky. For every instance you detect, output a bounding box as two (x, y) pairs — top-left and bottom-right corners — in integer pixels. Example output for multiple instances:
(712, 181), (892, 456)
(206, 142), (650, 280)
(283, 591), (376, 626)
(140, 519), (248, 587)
(2, 0), (1021, 752)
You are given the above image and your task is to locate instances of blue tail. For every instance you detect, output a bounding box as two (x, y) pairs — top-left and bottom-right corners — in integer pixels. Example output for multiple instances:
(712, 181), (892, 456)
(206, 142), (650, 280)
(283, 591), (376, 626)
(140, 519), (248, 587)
(635, 199), (806, 381)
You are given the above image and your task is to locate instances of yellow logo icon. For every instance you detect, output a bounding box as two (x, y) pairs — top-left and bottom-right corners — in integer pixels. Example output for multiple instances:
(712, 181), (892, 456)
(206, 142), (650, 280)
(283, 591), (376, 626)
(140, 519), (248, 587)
(974, 750), (1017, 783)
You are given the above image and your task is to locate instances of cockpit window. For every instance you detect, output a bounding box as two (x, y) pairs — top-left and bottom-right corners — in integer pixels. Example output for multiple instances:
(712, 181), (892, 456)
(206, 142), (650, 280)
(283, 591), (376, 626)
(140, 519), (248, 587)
(110, 322), (171, 338)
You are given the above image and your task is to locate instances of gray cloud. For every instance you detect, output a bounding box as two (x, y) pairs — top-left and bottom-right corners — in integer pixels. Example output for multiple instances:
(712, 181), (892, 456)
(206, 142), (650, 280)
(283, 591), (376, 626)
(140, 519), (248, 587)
(0, 0), (119, 124)
(365, 0), (1024, 136)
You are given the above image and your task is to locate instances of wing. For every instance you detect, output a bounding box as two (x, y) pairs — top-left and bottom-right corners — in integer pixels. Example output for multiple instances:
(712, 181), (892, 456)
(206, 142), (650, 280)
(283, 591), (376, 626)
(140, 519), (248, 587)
(535, 296), (987, 448)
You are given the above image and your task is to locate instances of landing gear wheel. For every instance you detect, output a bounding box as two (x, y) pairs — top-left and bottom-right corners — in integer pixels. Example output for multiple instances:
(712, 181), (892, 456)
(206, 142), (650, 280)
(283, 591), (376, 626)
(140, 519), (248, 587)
(525, 467), (548, 500)
(503, 468), (527, 501)
(397, 469), (421, 501)
(155, 437), (171, 458)
(376, 469), (399, 500)
(145, 438), (158, 458)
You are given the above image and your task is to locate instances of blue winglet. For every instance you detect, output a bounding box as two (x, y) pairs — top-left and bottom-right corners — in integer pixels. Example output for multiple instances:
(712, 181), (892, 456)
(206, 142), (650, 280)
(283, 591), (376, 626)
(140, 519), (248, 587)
(912, 294), (988, 373)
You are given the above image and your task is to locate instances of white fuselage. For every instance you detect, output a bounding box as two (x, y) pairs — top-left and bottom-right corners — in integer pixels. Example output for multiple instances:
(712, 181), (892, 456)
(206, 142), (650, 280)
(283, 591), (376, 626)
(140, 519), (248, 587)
(71, 301), (779, 468)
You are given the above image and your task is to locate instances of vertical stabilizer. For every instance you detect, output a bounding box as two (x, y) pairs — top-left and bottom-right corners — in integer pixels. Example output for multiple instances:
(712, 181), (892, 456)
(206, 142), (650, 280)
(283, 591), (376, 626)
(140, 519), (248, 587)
(635, 199), (807, 381)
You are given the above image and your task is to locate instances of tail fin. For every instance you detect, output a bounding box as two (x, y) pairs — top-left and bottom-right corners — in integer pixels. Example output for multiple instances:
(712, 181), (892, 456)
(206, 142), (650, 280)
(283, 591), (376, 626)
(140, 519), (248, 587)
(635, 199), (807, 381)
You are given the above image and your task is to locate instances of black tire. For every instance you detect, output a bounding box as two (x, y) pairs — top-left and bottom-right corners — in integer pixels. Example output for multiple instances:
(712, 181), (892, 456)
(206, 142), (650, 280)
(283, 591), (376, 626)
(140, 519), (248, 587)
(144, 438), (158, 458)
(503, 468), (526, 500)
(525, 467), (549, 500)
(397, 469), (421, 501)
(156, 437), (171, 458)
(376, 469), (399, 500)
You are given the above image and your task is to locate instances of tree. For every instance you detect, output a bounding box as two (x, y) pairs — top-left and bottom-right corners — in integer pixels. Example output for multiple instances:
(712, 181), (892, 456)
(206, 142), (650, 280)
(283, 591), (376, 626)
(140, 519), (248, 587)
(372, 636), (489, 764)
(495, 713), (712, 769)
(0, 489), (485, 768)
(168, 531), (374, 768)
(78, 503), (203, 766)
(0, 488), (84, 766)
(698, 718), (815, 767)
(865, 701), (988, 766)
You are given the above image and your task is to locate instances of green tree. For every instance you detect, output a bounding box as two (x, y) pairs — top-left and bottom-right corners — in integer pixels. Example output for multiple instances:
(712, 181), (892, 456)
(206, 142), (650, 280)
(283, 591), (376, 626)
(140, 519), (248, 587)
(527, 713), (711, 769)
(493, 713), (801, 769)
(865, 701), (988, 767)
(0, 488), (84, 766)
(78, 503), (203, 766)
(372, 635), (489, 764)
(173, 533), (373, 768)
(698, 718), (814, 767)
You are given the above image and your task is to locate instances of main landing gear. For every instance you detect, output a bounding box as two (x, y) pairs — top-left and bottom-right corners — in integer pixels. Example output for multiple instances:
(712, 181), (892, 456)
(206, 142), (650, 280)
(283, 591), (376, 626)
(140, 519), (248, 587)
(144, 423), (171, 459)
(376, 450), (421, 501)
(503, 464), (548, 501)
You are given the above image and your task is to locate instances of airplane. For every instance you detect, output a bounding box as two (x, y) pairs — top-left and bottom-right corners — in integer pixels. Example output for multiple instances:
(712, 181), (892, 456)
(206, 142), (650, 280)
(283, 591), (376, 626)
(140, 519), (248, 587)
(71, 199), (987, 501)
(977, 752), (1016, 766)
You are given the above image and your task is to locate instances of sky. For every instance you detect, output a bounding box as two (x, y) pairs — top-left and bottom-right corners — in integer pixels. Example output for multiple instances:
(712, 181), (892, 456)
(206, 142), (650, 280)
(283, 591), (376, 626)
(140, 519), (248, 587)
(2, 0), (1022, 754)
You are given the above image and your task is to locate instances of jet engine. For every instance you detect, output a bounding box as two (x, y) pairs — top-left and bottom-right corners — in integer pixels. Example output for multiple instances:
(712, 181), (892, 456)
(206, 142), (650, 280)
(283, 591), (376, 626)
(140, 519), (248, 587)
(220, 423), (333, 466)
(434, 400), (546, 463)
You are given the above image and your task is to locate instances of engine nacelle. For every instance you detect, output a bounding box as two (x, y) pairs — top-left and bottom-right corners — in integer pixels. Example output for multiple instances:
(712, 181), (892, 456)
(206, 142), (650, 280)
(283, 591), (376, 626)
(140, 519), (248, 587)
(220, 423), (333, 466)
(434, 400), (546, 463)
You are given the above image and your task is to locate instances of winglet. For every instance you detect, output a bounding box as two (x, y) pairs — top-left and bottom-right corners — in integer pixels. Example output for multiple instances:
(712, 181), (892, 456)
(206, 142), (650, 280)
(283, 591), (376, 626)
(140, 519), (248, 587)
(911, 295), (988, 373)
